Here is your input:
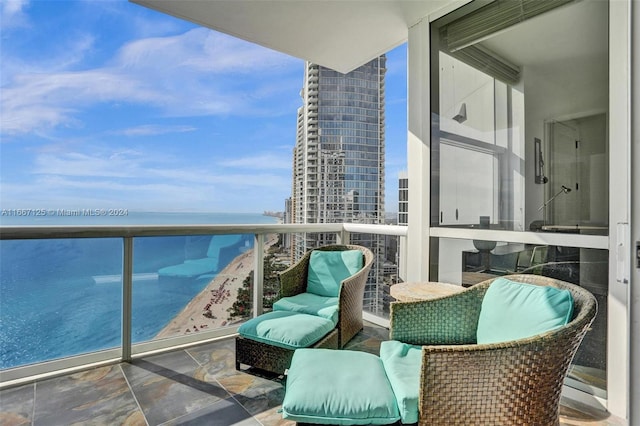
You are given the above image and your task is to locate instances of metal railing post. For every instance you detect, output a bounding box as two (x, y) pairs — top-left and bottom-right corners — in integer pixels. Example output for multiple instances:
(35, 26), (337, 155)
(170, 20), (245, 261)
(253, 233), (265, 317)
(122, 237), (133, 362)
(338, 229), (350, 245)
(399, 235), (408, 282)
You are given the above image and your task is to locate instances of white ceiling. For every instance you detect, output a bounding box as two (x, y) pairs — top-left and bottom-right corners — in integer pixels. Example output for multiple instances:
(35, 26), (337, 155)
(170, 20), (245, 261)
(130, 0), (454, 73)
(481, 0), (607, 68)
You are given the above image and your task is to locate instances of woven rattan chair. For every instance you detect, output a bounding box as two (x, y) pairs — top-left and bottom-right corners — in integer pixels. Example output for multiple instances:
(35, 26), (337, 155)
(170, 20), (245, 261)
(390, 274), (597, 425)
(236, 244), (374, 374)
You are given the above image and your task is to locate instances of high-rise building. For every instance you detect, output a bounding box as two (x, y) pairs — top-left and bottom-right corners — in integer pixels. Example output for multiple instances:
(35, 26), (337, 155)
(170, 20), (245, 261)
(291, 57), (386, 313)
(282, 197), (292, 250)
(398, 171), (408, 226)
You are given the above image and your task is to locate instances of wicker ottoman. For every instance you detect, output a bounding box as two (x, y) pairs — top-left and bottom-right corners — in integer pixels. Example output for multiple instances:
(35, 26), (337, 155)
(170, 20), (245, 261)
(236, 311), (338, 375)
(282, 349), (400, 425)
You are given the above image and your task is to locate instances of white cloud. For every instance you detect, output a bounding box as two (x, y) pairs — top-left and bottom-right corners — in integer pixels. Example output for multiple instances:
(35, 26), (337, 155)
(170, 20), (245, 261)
(117, 124), (197, 136)
(0, 3), (299, 213)
(0, 143), (290, 212)
(34, 151), (145, 178)
(219, 153), (291, 170)
(1, 33), (96, 89)
(1, 0), (30, 30)
(1, 69), (170, 135)
(3, 0), (28, 15)
(1, 26), (302, 137)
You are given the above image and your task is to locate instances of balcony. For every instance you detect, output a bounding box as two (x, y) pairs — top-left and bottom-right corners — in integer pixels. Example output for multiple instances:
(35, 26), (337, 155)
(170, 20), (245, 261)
(0, 223), (623, 424)
(0, 322), (620, 425)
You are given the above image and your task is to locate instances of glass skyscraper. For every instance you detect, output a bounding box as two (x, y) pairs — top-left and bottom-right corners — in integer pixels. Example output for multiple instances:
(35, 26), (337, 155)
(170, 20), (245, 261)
(290, 57), (386, 313)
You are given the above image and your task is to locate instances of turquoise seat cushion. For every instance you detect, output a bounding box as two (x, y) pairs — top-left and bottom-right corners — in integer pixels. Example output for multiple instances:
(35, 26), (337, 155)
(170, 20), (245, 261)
(306, 250), (363, 297)
(273, 293), (339, 326)
(379, 340), (422, 424)
(477, 277), (575, 344)
(282, 349), (400, 425)
(237, 311), (335, 350)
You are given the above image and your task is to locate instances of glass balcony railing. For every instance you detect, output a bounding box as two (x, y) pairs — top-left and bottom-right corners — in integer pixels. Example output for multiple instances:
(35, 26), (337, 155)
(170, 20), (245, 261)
(0, 223), (407, 386)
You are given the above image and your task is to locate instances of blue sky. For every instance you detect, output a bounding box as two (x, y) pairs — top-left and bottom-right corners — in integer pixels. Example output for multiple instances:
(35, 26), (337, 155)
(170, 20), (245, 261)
(1, 0), (407, 214)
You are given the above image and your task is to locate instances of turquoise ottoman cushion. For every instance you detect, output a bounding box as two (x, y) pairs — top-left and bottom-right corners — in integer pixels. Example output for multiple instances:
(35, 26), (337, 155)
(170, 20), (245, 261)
(379, 340), (422, 424)
(238, 311), (335, 350)
(477, 277), (574, 344)
(273, 292), (339, 325)
(282, 349), (400, 425)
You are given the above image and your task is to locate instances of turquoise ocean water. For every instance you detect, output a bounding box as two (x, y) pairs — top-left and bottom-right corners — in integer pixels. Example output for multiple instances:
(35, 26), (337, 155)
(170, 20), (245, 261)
(0, 212), (277, 369)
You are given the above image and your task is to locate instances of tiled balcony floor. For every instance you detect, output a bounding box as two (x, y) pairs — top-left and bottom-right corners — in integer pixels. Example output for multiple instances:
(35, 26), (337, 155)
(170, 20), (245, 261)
(0, 322), (624, 426)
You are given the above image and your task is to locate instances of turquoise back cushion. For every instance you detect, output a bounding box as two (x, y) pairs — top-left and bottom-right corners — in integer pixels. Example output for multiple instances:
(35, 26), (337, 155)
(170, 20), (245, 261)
(476, 277), (574, 344)
(306, 250), (363, 297)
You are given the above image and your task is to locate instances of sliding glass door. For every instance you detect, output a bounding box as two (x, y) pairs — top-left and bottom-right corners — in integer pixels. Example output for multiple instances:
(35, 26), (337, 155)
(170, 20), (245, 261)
(428, 0), (610, 399)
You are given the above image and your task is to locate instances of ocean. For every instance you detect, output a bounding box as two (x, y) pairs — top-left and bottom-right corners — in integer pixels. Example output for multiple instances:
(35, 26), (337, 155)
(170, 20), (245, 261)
(0, 212), (278, 369)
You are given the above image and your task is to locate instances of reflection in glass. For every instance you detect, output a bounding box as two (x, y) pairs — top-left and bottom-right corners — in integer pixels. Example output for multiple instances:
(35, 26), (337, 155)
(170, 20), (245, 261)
(134, 234), (260, 341)
(430, 0), (609, 235)
(352, 233), (402, 320)
(544, 115), (608, 230)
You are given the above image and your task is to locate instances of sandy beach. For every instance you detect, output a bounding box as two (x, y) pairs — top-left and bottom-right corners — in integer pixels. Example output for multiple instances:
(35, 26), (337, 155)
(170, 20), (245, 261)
(155, 234), (279, 339)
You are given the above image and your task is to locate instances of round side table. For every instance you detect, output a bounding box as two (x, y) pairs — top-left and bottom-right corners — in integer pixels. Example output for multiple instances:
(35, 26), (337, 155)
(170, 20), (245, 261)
(390, 281), (462, 302)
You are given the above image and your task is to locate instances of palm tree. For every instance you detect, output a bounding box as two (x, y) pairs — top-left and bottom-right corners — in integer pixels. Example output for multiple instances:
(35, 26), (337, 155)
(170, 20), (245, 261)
(227, 254), (287, 320)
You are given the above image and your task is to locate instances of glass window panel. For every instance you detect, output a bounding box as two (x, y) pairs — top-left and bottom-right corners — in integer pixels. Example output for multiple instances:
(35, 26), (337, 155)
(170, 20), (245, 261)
(359, 233), (400, 320)
(430, 237), (607, 397)
(133, 234), (256, 341)
(0, 238), (122, 369)
(430, 0), (609, 235)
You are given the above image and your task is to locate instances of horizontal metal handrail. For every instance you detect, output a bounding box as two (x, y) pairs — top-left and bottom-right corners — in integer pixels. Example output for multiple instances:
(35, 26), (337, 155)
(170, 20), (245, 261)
(0, 222), (408, 240)
(342, 222), (408, 236)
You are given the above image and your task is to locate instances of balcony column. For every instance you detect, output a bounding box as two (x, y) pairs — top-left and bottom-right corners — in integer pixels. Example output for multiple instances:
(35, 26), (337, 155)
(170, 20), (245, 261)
(630, 0), (640, 422)
(405, 18), (431, 282)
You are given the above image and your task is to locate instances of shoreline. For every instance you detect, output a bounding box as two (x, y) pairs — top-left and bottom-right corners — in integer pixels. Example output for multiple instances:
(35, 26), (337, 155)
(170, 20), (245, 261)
(155, 234), (279, 339)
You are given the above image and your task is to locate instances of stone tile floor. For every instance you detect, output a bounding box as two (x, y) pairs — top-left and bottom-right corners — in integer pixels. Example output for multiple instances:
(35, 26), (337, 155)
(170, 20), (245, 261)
(0, 323), (624, 425)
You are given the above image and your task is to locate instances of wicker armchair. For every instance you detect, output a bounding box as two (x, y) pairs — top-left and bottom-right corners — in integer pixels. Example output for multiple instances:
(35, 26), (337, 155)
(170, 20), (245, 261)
(279, 244), (374, 347)
(390, 274), (597, 425)
(236, 244), (374, 374)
